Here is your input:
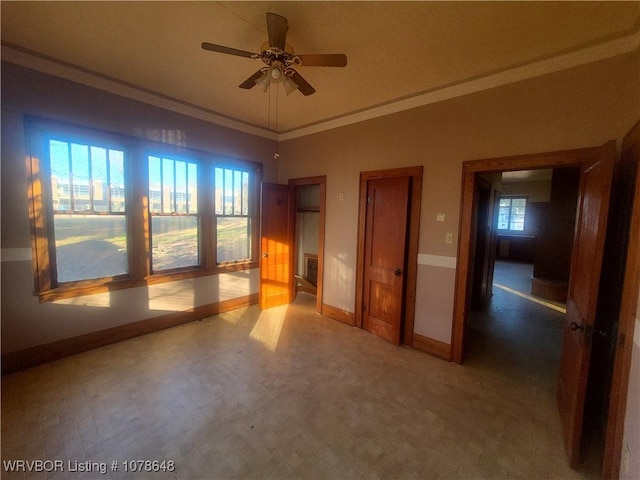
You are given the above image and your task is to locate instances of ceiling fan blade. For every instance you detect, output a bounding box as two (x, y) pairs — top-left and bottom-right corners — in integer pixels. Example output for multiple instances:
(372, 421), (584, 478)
(266, 12), (288, 50)
(201, 42), (256, 59)
(239, 70), (266, 89)
(289, 71), (316, 96)
(296, 54), (347, 67)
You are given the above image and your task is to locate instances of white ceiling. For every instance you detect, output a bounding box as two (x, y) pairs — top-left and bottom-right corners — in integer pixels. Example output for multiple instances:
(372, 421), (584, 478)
(2, 1), (639, 139)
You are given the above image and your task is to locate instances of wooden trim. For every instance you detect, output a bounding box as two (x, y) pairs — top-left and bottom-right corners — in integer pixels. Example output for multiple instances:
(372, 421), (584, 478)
(128, 143), (151, 278)
(289, 176), (327, 314)
(322, 303), (355, 326)
(354, 166), (423, 344)
(412, 333), (452, 361)
(451, 142), (614, 364)
(2, 293), (258, 375)
(603, 120), (640, 480)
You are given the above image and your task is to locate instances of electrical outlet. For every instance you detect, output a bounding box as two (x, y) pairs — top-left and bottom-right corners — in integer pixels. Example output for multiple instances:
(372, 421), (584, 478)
(436, 213), (446, 222)
(445, 233), (454, 244)
(339, 192), (344, 201)
(623, 443), (630, 475)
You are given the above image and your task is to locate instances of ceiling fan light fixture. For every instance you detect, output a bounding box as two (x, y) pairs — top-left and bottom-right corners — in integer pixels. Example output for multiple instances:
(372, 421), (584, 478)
(283, 75), (299, 95)
(267, 64), (284, 83)
(255, 72), (270, 92)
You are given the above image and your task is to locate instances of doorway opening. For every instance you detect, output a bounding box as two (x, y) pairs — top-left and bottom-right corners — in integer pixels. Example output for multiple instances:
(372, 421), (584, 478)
(451, 142), (626, 474)
(289, 176), (326, 314)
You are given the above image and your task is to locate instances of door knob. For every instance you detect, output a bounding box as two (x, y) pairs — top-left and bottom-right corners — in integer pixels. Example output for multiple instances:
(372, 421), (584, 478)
(394, 268), (402, 276)
(262, 252), (268, 258)
(569, 321), (584, 332)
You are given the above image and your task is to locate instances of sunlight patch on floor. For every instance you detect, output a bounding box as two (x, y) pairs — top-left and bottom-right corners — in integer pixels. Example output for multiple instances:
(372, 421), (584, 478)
(249, 304), (288, 351)
(494, 283), (567, 314)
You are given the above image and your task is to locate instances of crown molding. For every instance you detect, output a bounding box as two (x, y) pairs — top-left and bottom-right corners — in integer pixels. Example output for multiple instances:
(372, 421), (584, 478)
(278, 29), (640, 141)
(1, 44), (278, 141)
(3, 27), (638, 144)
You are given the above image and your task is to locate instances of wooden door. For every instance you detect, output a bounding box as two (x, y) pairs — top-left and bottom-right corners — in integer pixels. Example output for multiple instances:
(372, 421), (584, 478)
(471, 179), (491, 310)
(557, 143), (615, 469)
(486, 189), (501, 298)
(260, 183), (291, 309)
(362, 177), (410, 345)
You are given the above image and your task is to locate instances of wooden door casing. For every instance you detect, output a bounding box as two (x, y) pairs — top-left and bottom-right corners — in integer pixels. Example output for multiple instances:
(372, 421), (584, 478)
(259, 183), (291, 310)
(451, 141), (617, 470)
(362, 177), (410, 345)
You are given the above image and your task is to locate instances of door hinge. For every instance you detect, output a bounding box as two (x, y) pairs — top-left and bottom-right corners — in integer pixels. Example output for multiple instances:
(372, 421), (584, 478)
(367, 196), (372, 204)
(362, 302), (366, 311)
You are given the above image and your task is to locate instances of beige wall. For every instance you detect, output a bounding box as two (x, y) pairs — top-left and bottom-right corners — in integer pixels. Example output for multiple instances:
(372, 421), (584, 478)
(501, 179), (552, 203)
(1, 62), (277, 353)
(278, 52), (639, 343)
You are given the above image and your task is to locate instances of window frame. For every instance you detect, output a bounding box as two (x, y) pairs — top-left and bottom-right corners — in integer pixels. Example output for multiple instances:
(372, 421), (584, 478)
(214, 165), (254, 265)
(497, 195), (528, 232)
(147, 154), (201, 274)
(27, 118), (261, 302)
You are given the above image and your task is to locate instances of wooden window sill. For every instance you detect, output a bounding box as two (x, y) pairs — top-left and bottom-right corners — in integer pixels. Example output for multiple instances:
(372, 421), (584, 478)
(36, 261), (259, 302)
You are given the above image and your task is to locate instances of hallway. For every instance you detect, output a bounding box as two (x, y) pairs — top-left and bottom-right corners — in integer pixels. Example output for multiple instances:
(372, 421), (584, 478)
(467, 259), (599, 478)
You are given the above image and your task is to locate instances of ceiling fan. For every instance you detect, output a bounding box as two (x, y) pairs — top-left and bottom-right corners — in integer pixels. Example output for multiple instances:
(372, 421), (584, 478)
(201, 12), (347, 96)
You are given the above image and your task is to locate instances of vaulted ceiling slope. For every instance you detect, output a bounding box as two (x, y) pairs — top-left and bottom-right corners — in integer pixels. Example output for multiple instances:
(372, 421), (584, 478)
(2, 1), (639, 140)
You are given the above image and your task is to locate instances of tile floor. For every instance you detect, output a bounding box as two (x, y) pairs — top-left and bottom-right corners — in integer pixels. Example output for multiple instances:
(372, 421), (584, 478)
(2, 268), (598, 479)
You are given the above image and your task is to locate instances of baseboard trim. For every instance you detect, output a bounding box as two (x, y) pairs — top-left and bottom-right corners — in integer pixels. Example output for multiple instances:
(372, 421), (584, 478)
(321, 303), (355, 326)
(412, 333), (452, 361)
(2, 293), (258, 375)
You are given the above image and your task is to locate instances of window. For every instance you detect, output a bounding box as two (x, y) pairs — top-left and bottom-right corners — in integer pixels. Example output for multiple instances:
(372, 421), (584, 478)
(148, 156), (199, 271)
(215, 167), (251, 263)
(48, 138), (128, 283)
(27, 118), (260, 300)
(498, 197), (527, 231)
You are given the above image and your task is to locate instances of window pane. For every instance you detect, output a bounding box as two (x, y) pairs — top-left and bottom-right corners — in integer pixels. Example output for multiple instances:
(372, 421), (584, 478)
(54, 214), (128, 282)
(234, 170), (242, 215)
(50, 140), (70, 211)
(224, 169), (233, 214)
(148, 156), (162, 213)
(510, 199), (526, 230)
(217, 217), (250, 263)
(91, 147), (108, 212)
(71, 143), (90, 212)
(498, 199), (511, 230)
(188, 163), (198, 213)
(109, 150), (125, 212)
(175, 160), (187, 213)
(242, 172), (249, 215)
(162, 158), (175, 213)
(151, 216), (199, 271)
(214, 167), (223, 215)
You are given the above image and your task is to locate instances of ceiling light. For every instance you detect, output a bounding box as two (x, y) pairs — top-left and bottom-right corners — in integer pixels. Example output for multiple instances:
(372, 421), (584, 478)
(283, 76), (299, 95)
(267, 64), (284, 83)
(255, 72), (270, 92)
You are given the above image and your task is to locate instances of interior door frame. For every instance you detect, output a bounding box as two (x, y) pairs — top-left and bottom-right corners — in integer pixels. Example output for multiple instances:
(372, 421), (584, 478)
(355, 166), (423, 346)
(451, 143), (614, 364)
(288, 175), (327, 313)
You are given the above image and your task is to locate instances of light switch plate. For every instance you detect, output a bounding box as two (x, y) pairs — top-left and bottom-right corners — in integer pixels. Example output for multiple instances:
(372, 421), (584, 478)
(436, 213), (446, 222)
